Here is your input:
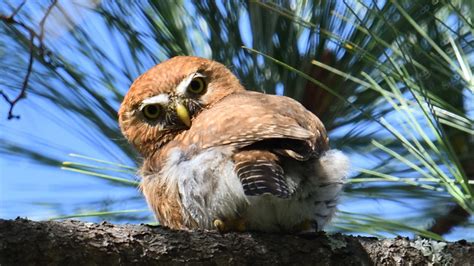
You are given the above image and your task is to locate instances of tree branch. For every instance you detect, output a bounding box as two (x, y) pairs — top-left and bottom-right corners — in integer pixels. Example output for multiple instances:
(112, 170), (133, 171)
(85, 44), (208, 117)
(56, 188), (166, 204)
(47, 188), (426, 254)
(0, 218), (472, 265)
(0, 0), (57, 120)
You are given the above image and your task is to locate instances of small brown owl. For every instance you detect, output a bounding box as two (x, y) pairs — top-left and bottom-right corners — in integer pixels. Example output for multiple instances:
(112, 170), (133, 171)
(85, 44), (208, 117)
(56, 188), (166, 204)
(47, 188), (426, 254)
(119, 56), (349, 232)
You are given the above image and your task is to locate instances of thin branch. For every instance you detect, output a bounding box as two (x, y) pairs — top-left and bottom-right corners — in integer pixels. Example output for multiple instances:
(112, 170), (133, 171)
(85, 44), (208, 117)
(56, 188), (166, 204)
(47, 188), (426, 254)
(10, 0), (27, 18)
(0, 0), (57, 119)
(38, 0), (57, 55)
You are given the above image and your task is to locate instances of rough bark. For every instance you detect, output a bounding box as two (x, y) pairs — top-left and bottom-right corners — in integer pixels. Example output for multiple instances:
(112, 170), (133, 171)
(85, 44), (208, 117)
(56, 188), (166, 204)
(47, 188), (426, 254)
(0, 218), (472, 265)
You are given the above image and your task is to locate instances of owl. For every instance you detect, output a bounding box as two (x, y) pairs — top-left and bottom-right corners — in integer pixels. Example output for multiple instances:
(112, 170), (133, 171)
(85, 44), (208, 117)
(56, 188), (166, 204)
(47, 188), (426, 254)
(119, 56), (349, 232)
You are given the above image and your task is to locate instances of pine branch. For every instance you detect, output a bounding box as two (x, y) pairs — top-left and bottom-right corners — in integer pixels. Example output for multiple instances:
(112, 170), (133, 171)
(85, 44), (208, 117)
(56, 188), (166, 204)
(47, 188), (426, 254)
(0, 218), (472, 265)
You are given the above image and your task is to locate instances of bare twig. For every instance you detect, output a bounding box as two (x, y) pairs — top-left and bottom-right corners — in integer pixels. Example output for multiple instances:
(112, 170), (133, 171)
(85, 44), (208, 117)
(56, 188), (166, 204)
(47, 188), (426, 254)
(10, 0), (27, 18)
(0, 0), (57, 119)
(38, 0), (57, 54)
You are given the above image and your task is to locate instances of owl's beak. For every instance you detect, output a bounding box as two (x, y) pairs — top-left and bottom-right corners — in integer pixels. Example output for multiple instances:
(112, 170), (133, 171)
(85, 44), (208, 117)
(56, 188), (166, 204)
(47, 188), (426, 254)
(175, 102), (191, 128)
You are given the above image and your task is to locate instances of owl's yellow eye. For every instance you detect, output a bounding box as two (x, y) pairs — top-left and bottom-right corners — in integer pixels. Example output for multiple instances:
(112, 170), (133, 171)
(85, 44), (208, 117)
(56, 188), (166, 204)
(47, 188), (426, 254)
(142, 104), (161, 119)
(187, 77), (206, 94)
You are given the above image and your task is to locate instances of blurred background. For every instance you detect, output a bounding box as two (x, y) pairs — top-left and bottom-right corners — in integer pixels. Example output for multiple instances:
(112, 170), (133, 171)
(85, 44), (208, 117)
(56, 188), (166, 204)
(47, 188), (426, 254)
(0, 0), (472, 241)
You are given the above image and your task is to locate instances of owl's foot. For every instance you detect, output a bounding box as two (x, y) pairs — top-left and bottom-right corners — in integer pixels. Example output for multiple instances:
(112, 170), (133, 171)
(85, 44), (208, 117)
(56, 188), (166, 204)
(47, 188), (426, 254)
(213, 218), (246, 233)
(213, 219), (226, 232)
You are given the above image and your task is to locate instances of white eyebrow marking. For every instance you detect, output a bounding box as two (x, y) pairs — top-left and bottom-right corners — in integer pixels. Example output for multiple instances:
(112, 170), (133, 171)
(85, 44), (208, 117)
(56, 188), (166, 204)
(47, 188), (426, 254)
(176, 72), (206, 95)
(140, 93), (169, 110)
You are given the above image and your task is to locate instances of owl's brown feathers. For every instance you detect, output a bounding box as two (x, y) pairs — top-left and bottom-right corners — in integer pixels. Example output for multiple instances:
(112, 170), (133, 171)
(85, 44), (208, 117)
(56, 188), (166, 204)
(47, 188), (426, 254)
(119, 56), (348, 232)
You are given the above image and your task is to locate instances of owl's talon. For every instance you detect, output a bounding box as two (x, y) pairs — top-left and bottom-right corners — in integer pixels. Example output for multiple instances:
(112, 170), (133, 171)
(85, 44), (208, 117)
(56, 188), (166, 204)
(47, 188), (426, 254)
(213, 219), (226, 232)
(213, 218), (246, 232)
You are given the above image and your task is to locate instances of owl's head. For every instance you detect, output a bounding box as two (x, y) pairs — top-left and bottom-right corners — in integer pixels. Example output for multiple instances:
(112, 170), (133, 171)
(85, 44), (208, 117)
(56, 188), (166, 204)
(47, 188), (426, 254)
(119, 56), (245, 156)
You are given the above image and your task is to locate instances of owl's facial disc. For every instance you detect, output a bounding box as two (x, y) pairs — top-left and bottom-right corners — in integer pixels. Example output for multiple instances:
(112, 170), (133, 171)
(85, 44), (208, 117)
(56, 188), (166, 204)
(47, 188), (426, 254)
(137, 72), (206, 131)
(139, 93), (193, 130)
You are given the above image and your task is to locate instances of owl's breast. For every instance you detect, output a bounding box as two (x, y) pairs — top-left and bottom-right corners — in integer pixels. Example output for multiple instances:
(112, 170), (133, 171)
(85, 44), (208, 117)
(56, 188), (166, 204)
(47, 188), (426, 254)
(161, 146), (248, 229)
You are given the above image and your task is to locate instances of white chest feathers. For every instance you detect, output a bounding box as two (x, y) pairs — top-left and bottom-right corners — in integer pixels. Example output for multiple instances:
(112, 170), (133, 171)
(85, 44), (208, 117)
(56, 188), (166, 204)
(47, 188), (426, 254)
(161, 147), (349, 231)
